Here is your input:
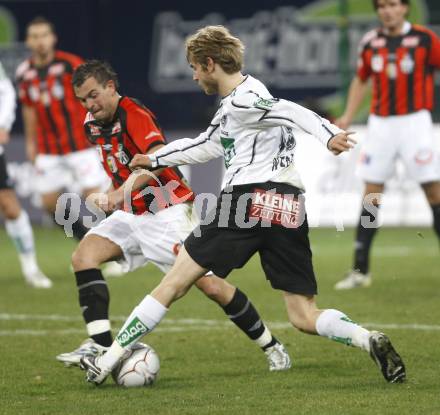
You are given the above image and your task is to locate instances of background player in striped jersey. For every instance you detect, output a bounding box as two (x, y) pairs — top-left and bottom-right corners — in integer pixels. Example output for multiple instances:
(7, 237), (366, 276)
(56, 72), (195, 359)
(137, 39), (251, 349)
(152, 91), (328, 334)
(15, 17), (110, 251)
(0, 60), (51, 288)
(56, 60), (291, 371)
(335, 0), (440, 289)
(80, 26), (405, 385)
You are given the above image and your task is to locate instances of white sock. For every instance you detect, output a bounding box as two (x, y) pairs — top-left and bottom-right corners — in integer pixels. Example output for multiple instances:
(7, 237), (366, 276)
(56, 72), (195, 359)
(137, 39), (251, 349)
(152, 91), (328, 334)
(99, 341), (125, 371)
(86, 320), (112, 338)
(255, 325), (273, 348)
(315, 309), (371, 352)
(116, 295), (168, 348)
(5, 210), (39, 274)
(100, 295), (168, 371)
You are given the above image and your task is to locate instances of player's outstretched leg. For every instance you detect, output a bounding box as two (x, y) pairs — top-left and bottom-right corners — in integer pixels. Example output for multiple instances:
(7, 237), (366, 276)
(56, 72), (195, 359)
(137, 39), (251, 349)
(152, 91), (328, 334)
(1, 191), (52, 288)
(57, 234), (123, 366)
(81, 245), (206, 385)
(195, 277), (291, 371)
(284, 293), (406, 383)
(368, 331), (406, 383)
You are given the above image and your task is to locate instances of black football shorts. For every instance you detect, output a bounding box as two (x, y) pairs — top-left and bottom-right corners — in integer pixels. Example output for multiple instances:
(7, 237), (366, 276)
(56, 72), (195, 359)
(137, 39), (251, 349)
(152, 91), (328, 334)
(185, 181), (317, 295)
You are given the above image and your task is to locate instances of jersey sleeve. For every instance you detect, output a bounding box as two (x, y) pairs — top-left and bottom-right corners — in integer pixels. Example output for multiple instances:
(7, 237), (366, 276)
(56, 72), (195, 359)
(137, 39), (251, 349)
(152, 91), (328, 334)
(70, 54), (84, 70)
(15, 61), (33, 106)
(149, 120), (223, 168)
(231, 93), (342, 148)
(427, 29), (440, 68)
(356, 30), (376, 81)
(356, 48), (372, 81)
(0, 63), (16, 131)
(16, 76), (31, 106)
(126, 108), (166, 154)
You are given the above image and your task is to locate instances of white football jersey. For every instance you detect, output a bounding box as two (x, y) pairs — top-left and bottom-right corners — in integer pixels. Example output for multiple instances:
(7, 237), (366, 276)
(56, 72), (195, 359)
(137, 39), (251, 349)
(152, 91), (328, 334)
(149, 75), (342, 190)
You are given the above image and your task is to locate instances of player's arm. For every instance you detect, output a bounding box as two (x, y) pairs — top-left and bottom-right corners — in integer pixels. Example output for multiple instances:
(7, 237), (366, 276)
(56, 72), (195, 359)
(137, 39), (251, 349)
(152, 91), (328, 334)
(0, 66), (16, 144)
(427, 28), (440, 68)
(336, 75), (369, 130)
(129, 122), (223, 170)
(22, 104), (38, 163)
(105, 144), (166, 211)
(16, 66), (38, 161)
(336, 33), (372, 129)
(231, 93), (356, 155)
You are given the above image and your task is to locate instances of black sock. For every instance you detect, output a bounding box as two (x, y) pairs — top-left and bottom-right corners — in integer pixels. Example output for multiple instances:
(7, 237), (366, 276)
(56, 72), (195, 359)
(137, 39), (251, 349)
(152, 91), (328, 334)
(221, 288), (276, 349)
(71, 220), (89, 240)
(353, 207), (380, 274)
(75, 268), (113, 347)
(431, 204), (440, 240)
(53, 210), (89, 241)
(91, 331), (113, 347)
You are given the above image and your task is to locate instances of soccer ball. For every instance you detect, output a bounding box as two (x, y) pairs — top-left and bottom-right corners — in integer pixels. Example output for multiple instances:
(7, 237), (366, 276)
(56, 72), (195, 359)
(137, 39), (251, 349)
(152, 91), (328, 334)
(112, 343), (160, 387)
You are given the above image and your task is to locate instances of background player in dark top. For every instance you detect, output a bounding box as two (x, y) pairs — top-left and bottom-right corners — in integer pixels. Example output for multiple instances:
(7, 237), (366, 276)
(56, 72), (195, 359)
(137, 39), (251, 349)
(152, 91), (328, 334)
(16, 17), (108, 245)
(56, 60), (291, 371)
(335, 0), (440, 289)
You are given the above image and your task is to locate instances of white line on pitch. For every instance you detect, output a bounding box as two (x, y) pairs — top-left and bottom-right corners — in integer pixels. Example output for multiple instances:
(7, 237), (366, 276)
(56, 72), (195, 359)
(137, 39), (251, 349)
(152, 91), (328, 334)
(0, 326), (233, 336)
(1, 313), (440, 334)
(1, 323), (440, 337)
(0, 313), (231, 325)
(311, 246), (438, 257)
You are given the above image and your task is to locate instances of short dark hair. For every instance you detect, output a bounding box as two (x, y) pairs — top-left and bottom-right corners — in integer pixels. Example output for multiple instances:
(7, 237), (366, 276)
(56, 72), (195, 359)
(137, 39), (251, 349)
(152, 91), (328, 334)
(26, 16), (56, 35)
(372, 0), (410, 10)
(72, 60), (119, 89)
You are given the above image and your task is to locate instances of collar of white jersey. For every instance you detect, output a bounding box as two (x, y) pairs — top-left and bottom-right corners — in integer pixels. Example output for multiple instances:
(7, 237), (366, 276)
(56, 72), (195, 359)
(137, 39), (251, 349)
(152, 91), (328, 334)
(382, 20), (411, 36)
(222, 74), (250, 100)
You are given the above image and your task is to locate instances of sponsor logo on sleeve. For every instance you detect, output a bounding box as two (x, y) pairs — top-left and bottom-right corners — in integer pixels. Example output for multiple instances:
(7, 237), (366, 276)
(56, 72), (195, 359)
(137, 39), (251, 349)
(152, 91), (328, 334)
(145, 131), (161, 140)
(253, 98), (278, 111)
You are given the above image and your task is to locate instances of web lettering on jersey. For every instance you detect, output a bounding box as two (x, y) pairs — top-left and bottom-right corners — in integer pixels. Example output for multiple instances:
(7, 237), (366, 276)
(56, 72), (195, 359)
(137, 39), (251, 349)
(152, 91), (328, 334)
(272, 127), (295, 171)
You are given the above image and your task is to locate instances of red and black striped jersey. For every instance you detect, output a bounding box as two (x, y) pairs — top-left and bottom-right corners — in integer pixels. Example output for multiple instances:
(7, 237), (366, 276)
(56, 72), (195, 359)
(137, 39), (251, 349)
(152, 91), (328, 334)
(16, 50), (90, 155)
(84, 96), (194, 215)
(357, 22), (440, 116)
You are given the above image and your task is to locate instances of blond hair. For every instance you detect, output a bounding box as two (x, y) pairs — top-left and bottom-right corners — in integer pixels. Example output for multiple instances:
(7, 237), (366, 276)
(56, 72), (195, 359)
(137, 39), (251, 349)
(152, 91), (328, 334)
(185, 25), (244, 74)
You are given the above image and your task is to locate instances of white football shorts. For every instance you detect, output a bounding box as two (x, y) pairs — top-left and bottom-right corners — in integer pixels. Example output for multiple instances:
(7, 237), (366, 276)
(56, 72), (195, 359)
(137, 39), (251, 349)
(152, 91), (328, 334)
(86, 203), (197, 273)
(34, 148), (109, 194)
(358, 110), (440, 184)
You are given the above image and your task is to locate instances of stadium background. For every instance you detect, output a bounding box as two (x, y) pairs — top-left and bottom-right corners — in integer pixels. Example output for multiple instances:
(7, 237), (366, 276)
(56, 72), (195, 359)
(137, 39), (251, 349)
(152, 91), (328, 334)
(1, 0), (440, 226)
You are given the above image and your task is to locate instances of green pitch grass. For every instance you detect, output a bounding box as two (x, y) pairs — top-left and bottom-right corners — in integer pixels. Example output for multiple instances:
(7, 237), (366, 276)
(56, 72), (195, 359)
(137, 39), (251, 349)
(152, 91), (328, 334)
(0, 226), (439, 415)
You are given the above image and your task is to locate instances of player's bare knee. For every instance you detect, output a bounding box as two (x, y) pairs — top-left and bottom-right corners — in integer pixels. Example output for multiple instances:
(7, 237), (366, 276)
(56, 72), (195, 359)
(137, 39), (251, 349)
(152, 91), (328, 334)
(71, 246), (96, 271)
(287, 310), (316, 334)
(195, 277), (224, 301)
(0, 191), (20, 219)
(0, 201), (19, 219)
